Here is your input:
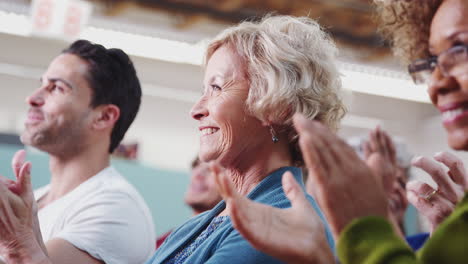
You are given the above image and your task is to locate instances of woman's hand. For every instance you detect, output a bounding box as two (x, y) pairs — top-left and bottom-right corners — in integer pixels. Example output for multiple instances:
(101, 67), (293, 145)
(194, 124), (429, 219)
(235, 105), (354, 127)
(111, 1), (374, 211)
(295, 114), (389, 241)
(362, 127), (398, 195)
(408, 151), (467, 233)
(362, 127), (405, 237)
(212, 162), (334, 264)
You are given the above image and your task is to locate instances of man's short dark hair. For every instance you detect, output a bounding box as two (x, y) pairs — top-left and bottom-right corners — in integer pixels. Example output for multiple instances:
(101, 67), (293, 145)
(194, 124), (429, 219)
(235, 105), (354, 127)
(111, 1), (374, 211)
(63, 40), (142, 153)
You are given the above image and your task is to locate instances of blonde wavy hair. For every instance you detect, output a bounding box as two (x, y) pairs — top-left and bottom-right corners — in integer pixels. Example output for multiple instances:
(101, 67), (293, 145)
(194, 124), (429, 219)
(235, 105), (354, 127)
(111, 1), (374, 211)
(374, 0), (442, 64)
(205, 15), (346, 166)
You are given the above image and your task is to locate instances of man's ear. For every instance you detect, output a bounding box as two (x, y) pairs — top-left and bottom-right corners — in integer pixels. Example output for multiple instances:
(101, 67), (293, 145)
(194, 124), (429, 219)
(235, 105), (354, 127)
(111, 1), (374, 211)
(93, 104), (120, 130)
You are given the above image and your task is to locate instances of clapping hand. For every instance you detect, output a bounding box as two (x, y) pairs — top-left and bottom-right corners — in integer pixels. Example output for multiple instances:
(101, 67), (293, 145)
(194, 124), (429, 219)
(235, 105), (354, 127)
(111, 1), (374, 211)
(408, 151), (467, 233)
(212, 162), (334, 264)
(0, 150), (47, 263)
(296, 114), (389, 241)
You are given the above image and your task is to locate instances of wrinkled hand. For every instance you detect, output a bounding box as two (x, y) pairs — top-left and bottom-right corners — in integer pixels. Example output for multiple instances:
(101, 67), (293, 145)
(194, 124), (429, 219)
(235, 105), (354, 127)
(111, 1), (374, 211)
(295, 114), (388, 241)
(0, 150), (47, 263)
(362, 127), (403, 236)
(408, 151), (467, 233)
(363, 127), (397, 195)
(211, 162), (334, 264)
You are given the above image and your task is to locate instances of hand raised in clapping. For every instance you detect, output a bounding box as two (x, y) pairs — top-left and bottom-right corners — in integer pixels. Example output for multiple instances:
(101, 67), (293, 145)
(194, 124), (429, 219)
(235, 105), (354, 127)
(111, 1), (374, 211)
(408, 151), (467, 233)
(212, 162), (334, 264)
(0, 150), (47, 263)
(297, 114), (389, 241)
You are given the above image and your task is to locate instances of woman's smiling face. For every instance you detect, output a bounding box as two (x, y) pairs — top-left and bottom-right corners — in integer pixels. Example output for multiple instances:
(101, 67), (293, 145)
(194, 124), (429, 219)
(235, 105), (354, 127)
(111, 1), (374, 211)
(428, 0), (468, 150)
(190, 45), (268, 165)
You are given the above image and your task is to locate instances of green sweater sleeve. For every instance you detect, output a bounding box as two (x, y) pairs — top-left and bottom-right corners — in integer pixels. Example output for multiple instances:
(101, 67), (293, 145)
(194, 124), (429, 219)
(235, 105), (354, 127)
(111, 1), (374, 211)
(337, 216), (418, 264)
(337, 193), (468, 264)
(417, 193), (468, 264)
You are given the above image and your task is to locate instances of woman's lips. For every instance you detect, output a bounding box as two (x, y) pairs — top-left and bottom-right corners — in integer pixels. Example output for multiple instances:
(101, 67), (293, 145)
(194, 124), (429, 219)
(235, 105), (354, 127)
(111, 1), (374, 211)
(439, 102), (468, 125)
(199, 126), (220, 136)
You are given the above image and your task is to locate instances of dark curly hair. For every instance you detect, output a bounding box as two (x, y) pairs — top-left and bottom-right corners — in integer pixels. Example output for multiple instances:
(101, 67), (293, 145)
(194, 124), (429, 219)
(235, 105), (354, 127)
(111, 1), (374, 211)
(374, 0), (442, 64)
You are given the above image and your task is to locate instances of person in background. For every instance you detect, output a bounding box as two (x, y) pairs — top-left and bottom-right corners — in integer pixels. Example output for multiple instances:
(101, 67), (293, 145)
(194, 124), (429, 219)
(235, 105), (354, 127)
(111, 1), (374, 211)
(184, 157), (223, 216)
(0, 40), (155, 264)
(156, 157), (222, 248)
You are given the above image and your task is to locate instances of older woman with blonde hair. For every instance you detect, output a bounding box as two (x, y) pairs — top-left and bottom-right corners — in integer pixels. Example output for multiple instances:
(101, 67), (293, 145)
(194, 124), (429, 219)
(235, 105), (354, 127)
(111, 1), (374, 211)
(147, 15), (345, 263)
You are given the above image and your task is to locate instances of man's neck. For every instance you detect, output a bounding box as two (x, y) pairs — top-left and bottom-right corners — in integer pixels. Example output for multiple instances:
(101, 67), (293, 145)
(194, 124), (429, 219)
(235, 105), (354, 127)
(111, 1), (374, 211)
(42, 146), (110, 206)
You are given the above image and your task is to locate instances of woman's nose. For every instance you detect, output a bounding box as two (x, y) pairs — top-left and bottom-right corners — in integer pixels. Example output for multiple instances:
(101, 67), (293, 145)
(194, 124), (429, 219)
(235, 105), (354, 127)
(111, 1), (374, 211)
(190, 96), (208, 120)
(427, 68), (459, 105)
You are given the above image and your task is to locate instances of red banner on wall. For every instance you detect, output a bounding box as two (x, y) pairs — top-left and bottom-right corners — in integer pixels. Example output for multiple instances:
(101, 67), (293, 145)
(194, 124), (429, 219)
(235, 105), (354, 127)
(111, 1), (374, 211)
(30, 0), (92, 40)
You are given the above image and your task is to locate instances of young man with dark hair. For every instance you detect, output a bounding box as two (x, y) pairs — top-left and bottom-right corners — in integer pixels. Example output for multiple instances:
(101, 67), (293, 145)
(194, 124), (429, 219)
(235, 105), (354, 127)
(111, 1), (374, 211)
(0, 40), (155, 264)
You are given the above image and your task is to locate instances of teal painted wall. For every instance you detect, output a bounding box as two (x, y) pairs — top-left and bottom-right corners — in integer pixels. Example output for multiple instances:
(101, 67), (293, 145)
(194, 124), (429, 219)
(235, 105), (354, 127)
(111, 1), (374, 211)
(0, 144), (192, 236)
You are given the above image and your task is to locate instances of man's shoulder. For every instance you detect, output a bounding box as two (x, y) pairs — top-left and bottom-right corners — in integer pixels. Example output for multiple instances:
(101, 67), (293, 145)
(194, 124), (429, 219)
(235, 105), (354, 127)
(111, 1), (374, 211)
(84, 167), (142, 200)
(34, 184), (50, 200)
(64, 167), (152, 221)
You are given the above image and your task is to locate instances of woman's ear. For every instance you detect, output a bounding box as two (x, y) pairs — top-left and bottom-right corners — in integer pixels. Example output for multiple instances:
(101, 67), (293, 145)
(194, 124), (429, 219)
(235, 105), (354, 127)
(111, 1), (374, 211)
(92, 104), (120, 130)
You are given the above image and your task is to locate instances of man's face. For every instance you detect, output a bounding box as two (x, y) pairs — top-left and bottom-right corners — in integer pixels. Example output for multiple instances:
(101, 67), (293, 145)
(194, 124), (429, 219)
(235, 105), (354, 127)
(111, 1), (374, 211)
(184, 162), (222, 214)
(21, 53), (94, 155)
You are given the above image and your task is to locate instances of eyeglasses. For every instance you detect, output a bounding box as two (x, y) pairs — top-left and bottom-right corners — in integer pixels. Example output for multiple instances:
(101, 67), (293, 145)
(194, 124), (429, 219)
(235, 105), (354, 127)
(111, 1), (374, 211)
(408, 45), (468, 85)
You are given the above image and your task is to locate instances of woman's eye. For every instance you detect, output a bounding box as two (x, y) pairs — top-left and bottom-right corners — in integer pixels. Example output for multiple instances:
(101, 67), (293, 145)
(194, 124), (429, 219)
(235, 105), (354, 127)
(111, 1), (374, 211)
(211, 84), (221, 91)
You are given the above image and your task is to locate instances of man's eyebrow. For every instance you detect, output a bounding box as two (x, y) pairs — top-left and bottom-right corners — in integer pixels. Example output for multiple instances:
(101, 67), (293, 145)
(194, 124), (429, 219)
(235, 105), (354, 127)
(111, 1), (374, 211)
(47, 78), (75, 90)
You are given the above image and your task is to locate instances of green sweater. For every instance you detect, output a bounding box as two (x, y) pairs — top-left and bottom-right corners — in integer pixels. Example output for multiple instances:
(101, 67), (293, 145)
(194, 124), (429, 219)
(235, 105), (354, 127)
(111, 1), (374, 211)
(337, 193), (468, 264)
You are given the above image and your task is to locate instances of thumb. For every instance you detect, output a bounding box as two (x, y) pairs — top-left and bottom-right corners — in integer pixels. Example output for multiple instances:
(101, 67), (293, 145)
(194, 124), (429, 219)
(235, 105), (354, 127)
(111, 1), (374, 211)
(12, 150), (26, 179)
(282, 171), (310, 209)
(17, 162), (33, 200)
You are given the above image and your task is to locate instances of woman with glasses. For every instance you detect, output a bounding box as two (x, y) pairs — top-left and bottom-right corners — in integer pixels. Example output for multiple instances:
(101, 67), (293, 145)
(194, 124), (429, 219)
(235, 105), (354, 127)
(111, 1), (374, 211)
(208, 0), (468, 263)
(377, 0), (468, 240)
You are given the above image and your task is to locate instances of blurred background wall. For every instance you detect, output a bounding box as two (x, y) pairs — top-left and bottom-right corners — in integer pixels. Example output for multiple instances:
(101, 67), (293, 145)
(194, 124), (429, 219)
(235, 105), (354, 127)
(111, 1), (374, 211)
(0, 0), (463, 236)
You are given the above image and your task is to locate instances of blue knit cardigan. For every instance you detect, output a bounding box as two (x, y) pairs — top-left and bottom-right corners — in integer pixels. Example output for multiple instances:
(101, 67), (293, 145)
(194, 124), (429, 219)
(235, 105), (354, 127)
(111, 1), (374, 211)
(146, 167), (335, 264)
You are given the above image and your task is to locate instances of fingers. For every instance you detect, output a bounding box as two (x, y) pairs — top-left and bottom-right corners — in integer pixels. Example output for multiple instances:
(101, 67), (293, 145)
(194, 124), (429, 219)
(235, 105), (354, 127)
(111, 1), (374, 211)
(17, 162), (33, 200)
(362, 140), (371, 160)
(378, 127), (396, 164)
(412, 156), (460, 203)
(381, 129), (396, 164)
(0, 174), (19, 195)
(368, 128), (380, 155)
(368, 127), (395, 163)
(294, 114), (333, 173)
(210, 163), (260, 242)
(294, 113), (359, 174)
(407, 180), (455, 231)
(11, 150), (26, 179)
(0, 175), (15, 186)
(282, 172), (311, 210)
(406, 180), (437, 201)
(434, 152), (467, 188)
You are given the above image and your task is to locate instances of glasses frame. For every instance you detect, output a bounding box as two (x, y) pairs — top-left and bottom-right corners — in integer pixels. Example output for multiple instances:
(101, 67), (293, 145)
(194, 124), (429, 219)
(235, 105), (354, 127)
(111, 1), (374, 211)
(408, 45), (468, 84)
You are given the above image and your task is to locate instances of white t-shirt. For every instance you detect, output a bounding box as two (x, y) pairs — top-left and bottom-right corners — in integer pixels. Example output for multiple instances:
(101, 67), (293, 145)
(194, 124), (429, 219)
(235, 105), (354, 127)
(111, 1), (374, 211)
(33, 166), (156, 264)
